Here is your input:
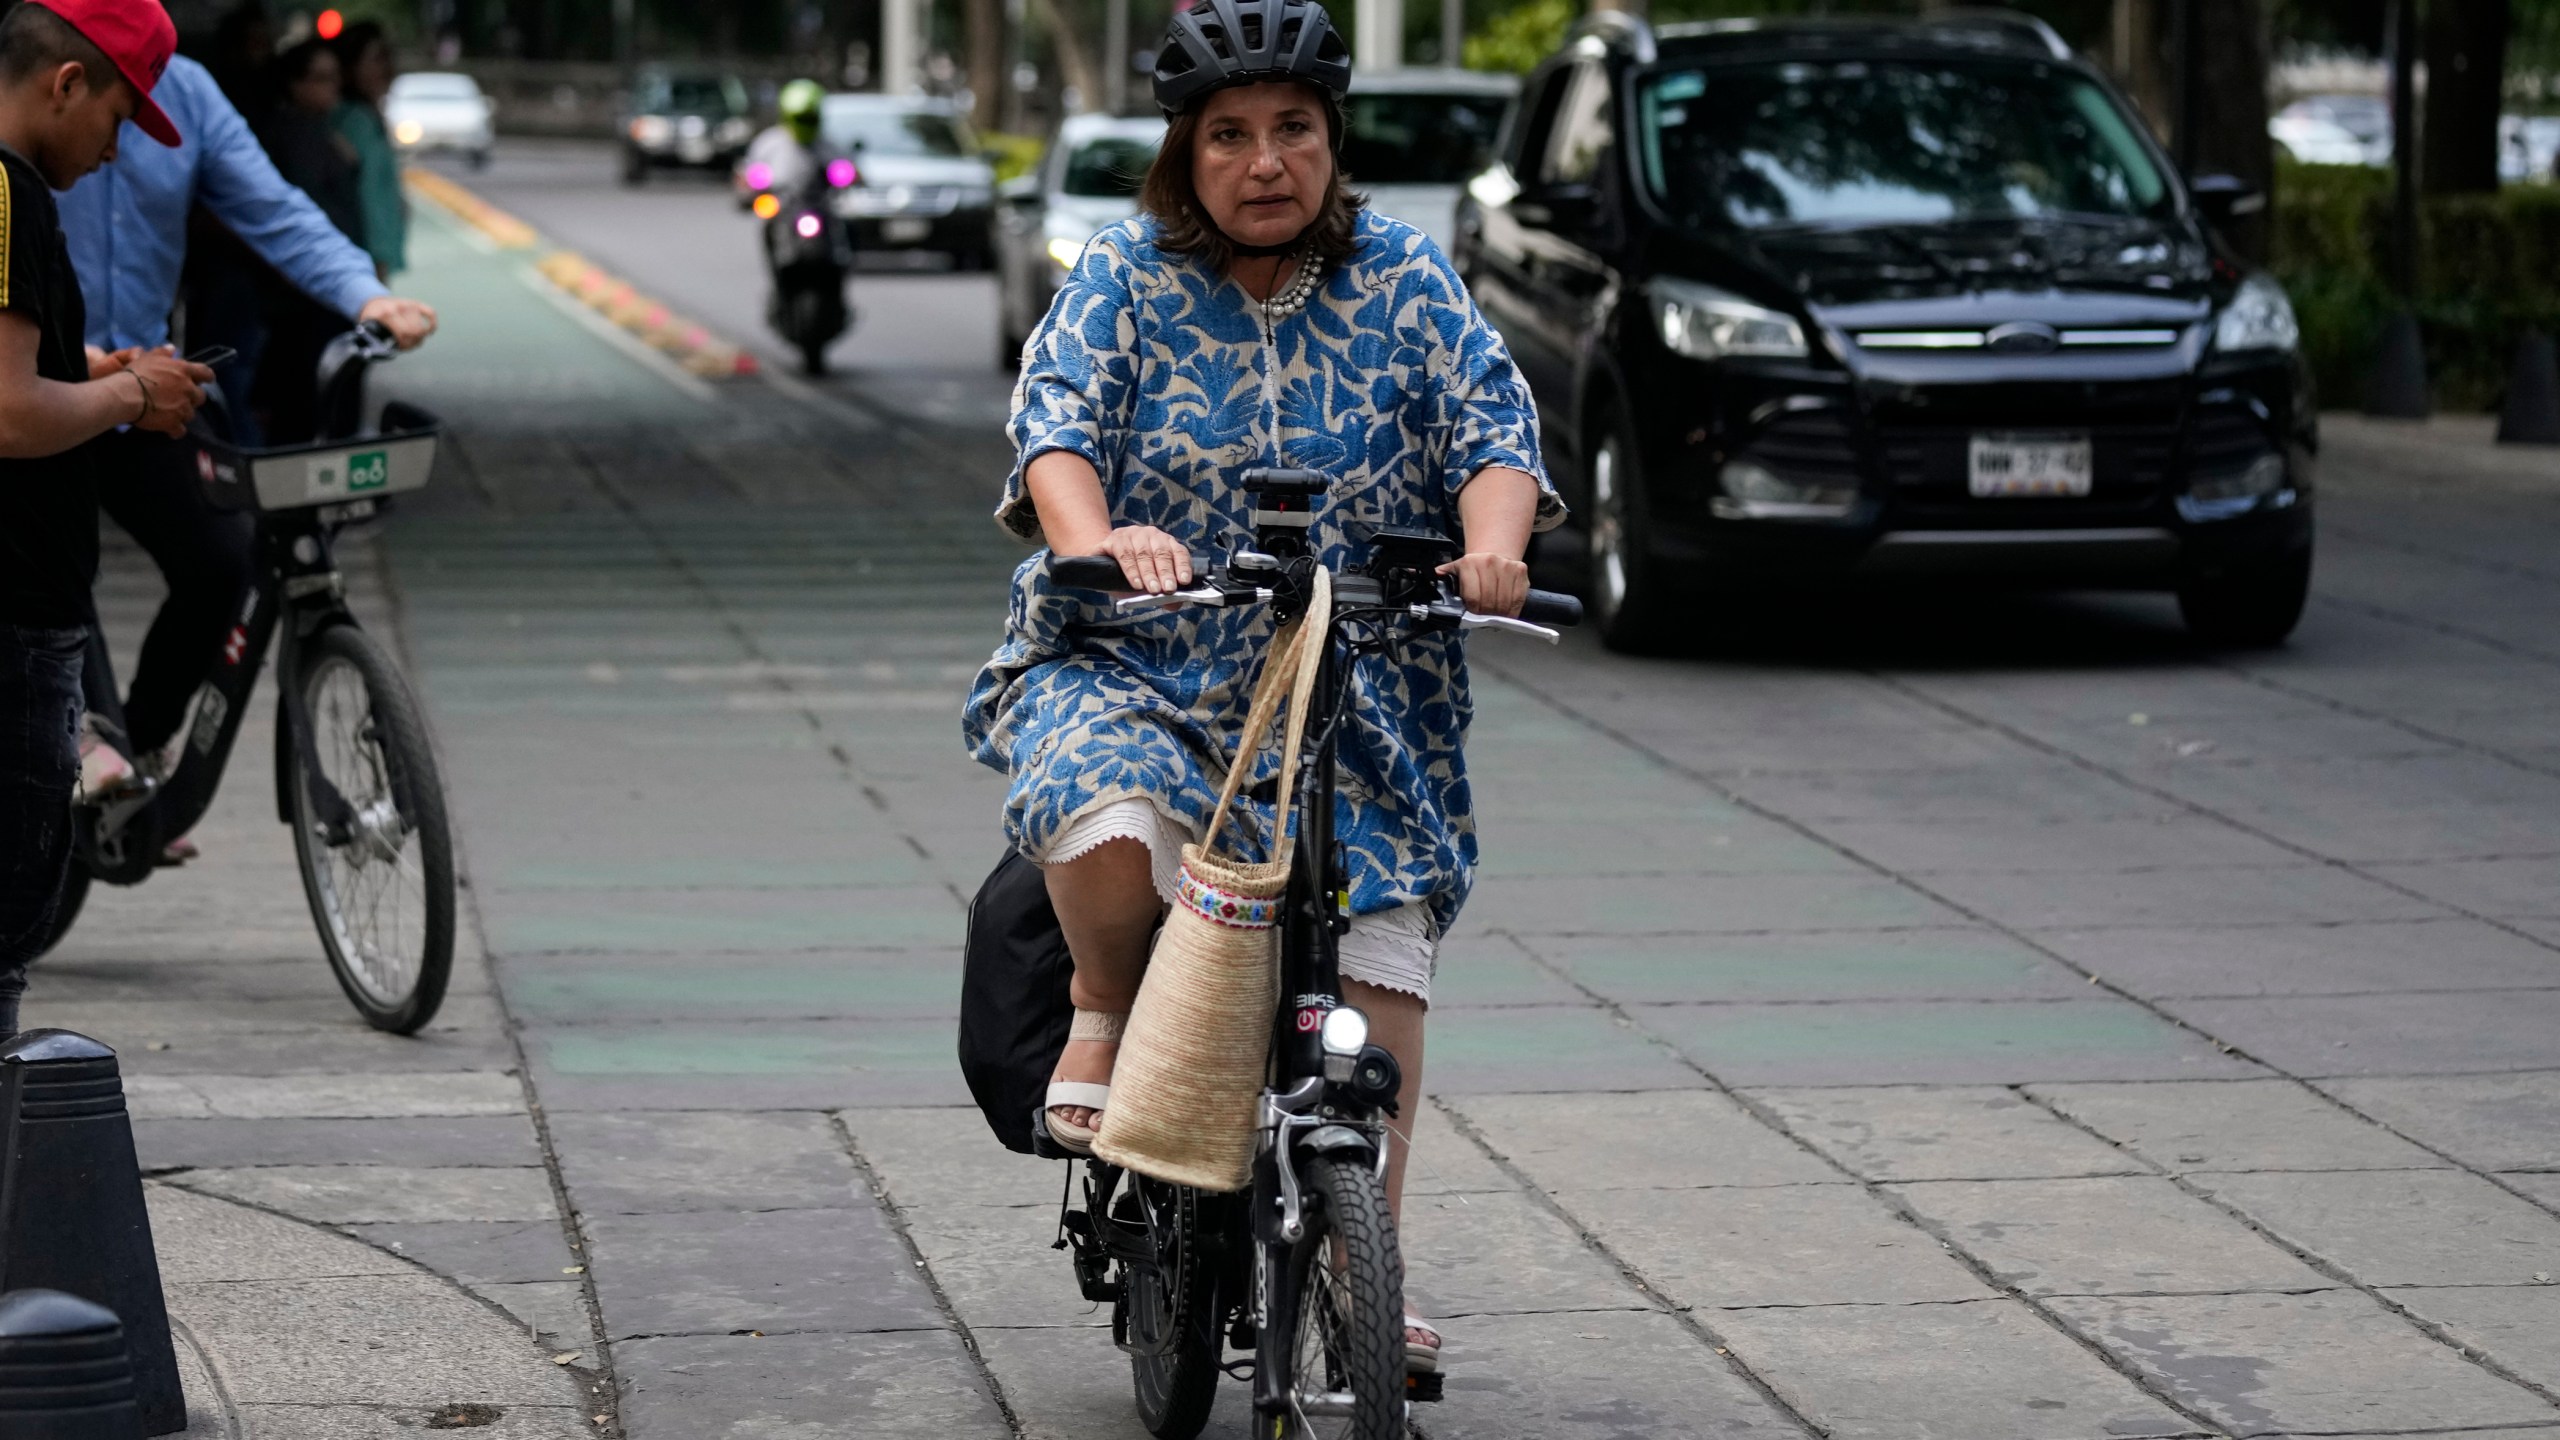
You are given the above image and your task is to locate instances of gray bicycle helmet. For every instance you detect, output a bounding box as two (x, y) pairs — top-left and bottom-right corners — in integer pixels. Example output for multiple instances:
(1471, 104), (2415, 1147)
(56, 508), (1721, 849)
(1152, 0), (1353, 117)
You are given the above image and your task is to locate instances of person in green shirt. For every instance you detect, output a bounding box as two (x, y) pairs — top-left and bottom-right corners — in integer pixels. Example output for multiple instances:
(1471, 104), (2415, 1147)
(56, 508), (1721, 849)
(327, 20), (402, 277)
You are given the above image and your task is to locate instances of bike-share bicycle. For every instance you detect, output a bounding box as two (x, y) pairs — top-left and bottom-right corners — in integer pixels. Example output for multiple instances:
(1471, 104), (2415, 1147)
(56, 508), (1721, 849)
(43, 321), (457, 1034)
(1042, 469), (1580, 1439)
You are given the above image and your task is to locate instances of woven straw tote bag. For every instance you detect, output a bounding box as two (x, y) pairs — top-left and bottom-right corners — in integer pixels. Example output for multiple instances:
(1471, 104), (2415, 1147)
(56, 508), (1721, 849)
(1095, 569), (1333, 1191)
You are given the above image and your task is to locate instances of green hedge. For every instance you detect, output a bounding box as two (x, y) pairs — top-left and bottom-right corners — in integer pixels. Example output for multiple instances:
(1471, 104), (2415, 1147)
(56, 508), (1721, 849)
(2271, 163), (2560, 411)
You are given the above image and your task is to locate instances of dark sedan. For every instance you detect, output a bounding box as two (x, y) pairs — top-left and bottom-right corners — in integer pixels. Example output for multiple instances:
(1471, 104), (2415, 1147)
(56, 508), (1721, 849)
(1454, 14), (2314, 651)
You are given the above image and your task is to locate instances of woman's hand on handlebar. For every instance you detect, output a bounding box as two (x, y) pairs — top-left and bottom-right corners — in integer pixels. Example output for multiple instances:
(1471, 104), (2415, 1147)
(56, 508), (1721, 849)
(1437, 552), (1529, 618)
(1083, 525), (1195, 594)
(357, 296), (440, 350)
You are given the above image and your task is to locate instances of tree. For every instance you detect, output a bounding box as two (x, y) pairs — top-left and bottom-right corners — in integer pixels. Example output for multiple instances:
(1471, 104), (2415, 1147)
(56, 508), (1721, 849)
(2421, 0), (2512, 193)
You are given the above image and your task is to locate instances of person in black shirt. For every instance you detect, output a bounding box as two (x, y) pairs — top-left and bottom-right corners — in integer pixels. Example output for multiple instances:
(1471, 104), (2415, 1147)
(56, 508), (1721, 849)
(0, 0), (207, 1035)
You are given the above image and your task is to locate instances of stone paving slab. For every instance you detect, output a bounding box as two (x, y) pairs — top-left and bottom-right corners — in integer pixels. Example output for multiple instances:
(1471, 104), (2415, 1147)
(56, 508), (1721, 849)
(1812, 815), (2307, 877)
(1462, 872), (1968, 936)
(967, 1326), (1259, 1440)
(2367, 855), (2560, 917)
(2382, 1285), (2560, 1392)
(505, 950), (962, 1023)
(134, 1115), (546, 1171)
(334, 1220), (583, 1286)
(1884, 1176), (2334, 1297)
(545, 1110), (861, 1214)
(149, 1186), (410, 1283)
(2154, 990), (2560, 1076)
(1919, 861), (2445, 933)
(2030, 1079), (2447, 1173)
(125, 1071), (527, 1119)
(1428, 931), (1593, 1007)
(1635, 999), (2266, 1087)
(896, 1203), (1111, 1330)
(1402, 1189), (1656, 1317)
(1753, 1084), (2145, 1181)
(2508, 1173), (2560, 1210)
(579, 1206), (942, 1337)
(613, 1331), (1006, 1439)
(114, 1028), (523, 1076)
(2316, 1072), (2560, 1172)
(181, 1164), (561, 1224)
(1707, 1298), (2200, 1440)
(1519, 928), (2093, 1004)
(476, 883), (968, 954)
(1426, 1308), (1797, 1438)
(171, 1272), (586, 1407)
(2192, 1170), (2560, 1287)
(2046, 1290), (2560, 1435)
(846, 1106), (1062, 1210)
(221, 1403), (595, 1438)
(1559, 1184), (1993, 1308)
(515, 1017), (971, 1111)
(1451, 1089), (1841, 1190)
(1421, 1005), (1703, 1092)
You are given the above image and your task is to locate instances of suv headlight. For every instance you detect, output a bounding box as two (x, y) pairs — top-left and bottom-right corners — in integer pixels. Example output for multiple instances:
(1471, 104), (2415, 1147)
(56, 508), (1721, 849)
(1651, 278), (1807, 361)
(2213, 273), (2300, 355)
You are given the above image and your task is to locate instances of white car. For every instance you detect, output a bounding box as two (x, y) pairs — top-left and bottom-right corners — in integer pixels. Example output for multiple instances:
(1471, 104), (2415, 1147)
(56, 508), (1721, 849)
(996, 113), (1166, 364)
(2270, 112), (2373, 167)
(1341, 68), (1518, 251)
(385, 72), (494, 170)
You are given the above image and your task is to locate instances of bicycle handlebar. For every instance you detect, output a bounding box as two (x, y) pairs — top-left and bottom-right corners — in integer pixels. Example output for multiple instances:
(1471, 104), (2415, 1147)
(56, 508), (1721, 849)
(1047, 552), (1584, 636)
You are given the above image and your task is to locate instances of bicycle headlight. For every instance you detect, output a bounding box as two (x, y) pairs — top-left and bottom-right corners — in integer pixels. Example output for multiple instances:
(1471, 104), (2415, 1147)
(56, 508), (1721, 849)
(1651, 278), (1807, 361)
(1319, 1005), (1369, 1057)
(2214, 273), (2300, 355)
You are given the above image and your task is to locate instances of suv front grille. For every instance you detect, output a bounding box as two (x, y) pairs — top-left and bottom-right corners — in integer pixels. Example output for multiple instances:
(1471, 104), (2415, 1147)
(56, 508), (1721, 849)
(1745, 409), (1864, 487)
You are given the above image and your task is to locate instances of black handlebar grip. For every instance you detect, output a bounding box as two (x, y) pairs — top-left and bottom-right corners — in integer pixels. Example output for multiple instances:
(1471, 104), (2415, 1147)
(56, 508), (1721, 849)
(1520, 589), (1584, 627)
(1049, 554), (1132, 590)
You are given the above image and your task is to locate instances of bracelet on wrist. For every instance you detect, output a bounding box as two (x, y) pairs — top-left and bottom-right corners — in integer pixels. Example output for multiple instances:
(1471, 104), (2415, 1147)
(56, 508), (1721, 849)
(128, 371), (153, 424)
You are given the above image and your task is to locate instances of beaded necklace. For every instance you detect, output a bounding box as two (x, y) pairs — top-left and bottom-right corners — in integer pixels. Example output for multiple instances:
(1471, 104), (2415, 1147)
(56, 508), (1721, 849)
(1251, 247), (1323, 323)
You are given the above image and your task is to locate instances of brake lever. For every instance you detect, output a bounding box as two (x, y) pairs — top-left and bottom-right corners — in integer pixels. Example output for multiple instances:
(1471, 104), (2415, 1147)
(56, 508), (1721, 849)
(1462, 613), (1562, 643)
(1112, 585), (1272, 614)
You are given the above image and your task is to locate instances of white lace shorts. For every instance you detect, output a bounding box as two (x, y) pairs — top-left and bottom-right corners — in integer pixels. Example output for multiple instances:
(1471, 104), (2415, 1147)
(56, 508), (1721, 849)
(1033, 797), (1438, 1005)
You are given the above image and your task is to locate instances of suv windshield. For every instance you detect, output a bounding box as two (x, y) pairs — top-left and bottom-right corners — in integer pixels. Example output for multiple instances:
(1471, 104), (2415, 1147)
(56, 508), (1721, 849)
(1637, 60), (2170, 230)
(1341, 92), (1507, 184)
(824, 105), (972, 158)
(641, 74), (745, 116)
(1062, 137), (1157, 197)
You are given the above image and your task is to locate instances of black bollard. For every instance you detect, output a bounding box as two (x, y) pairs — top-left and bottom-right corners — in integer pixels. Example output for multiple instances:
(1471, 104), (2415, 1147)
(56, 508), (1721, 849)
(2497, 332), (2560, 446)
(0, 1033), (182, 1434)
(0, 1289), (144, 1439)
(2365, 309), (2431, 419)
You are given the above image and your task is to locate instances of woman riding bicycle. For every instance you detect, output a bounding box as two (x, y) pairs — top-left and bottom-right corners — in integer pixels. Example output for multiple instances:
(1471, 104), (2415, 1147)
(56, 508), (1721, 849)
(962, 0), (1559, 1379)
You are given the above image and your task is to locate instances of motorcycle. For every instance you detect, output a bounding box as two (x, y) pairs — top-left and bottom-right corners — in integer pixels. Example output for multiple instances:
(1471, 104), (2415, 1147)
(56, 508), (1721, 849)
(748, 152), (859, 376)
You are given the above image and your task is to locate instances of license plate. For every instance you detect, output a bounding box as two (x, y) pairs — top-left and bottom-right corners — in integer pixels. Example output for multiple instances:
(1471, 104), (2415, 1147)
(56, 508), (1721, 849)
(882, 218), (932, 244)
(1969, 432), (2093, 497)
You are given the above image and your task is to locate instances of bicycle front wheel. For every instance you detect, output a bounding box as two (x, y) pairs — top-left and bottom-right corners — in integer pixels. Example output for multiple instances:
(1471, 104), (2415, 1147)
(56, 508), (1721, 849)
(1273, 1155), (1405, 1440)
(288, 624), (455, 1033)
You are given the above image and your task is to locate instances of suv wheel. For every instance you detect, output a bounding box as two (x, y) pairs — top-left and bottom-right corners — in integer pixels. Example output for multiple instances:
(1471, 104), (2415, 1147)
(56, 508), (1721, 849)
(1587, 410), (1682, 653)
(2179, 547), (2312, 648)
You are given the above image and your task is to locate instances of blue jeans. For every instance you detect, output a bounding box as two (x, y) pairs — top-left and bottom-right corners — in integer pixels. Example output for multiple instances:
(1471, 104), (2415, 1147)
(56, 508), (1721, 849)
(1, 623), (84, 1038)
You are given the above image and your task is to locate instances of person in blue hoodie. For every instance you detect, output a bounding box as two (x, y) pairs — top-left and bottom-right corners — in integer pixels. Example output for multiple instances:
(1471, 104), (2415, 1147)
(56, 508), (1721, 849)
(57, 48), (434, 858)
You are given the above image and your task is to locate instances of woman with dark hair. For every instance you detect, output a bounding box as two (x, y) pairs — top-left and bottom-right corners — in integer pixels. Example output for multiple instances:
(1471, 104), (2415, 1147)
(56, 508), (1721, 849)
(329, 20), (405, 278)
(962, 0), (1557, 1379)
(254, 38), (361, 440)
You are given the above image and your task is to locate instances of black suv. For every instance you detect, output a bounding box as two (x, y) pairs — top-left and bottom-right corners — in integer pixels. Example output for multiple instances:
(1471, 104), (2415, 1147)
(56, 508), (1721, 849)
(1454, 13), (2315, 651)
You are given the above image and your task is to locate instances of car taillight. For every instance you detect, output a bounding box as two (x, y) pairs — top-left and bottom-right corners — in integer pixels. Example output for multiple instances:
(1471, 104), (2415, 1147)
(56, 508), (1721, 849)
(826, 158), (858, 188)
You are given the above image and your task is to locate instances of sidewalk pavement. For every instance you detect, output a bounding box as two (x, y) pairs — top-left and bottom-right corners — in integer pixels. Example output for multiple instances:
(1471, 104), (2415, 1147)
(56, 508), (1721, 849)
(25, 183), (2560, 1440)
(32, 524), (610, 1437)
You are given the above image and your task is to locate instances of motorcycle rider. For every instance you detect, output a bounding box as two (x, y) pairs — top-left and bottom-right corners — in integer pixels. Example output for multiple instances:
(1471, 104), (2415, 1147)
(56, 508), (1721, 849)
(57, 42), (436, 857)
(740, 77), (828, 203)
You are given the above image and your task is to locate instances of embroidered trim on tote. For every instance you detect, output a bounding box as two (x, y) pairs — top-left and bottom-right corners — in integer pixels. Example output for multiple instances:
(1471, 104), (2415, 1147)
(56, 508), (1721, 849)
(1176, 868), (1278, 931)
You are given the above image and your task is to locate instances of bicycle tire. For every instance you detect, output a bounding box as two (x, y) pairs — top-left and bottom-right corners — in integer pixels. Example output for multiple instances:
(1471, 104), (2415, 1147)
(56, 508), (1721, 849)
(1124, 1181), (1221, 1439)
(1274, 1155), (1405, 1440)
(287, 624), (455, 1033)
(32, 863), (92, 959)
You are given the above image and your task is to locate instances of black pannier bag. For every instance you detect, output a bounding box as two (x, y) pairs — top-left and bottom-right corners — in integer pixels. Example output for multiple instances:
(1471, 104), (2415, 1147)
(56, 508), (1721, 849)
(958, 851), (1076, 1154)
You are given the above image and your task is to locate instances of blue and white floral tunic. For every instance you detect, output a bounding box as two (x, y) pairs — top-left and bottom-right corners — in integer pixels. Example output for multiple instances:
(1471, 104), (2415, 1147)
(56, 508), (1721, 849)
(963, 209), (1560, 975)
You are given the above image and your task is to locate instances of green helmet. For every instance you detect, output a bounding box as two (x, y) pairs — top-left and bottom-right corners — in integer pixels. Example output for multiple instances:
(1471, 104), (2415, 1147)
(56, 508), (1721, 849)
(779, 79), (825, 143)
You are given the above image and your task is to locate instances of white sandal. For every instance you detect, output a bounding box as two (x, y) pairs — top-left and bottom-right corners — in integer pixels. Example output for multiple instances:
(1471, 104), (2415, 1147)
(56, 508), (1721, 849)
(1404, 1314), (1442, 1374)
(1044, 1009), (1127, 1156)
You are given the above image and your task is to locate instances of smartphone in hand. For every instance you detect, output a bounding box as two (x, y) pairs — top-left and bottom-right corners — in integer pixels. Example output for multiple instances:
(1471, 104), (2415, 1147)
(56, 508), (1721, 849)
(184, 345), (237, 368)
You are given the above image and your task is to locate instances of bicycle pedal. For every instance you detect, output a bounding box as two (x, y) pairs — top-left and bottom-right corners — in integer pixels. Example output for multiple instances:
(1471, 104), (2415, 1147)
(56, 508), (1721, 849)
(1405, 1370), (1443, 1402)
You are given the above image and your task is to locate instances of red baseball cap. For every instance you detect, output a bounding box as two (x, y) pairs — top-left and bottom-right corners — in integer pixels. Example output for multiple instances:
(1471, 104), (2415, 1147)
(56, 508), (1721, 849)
(29, 0), (181, 147)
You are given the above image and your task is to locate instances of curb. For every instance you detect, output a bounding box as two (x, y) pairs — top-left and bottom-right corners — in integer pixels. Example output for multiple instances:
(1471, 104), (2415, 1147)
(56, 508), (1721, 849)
(404, 166), (759, 380)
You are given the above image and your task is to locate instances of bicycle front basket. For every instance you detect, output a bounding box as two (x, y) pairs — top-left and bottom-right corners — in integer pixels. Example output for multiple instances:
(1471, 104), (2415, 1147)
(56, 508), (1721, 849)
(198, 400), (441, 514)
